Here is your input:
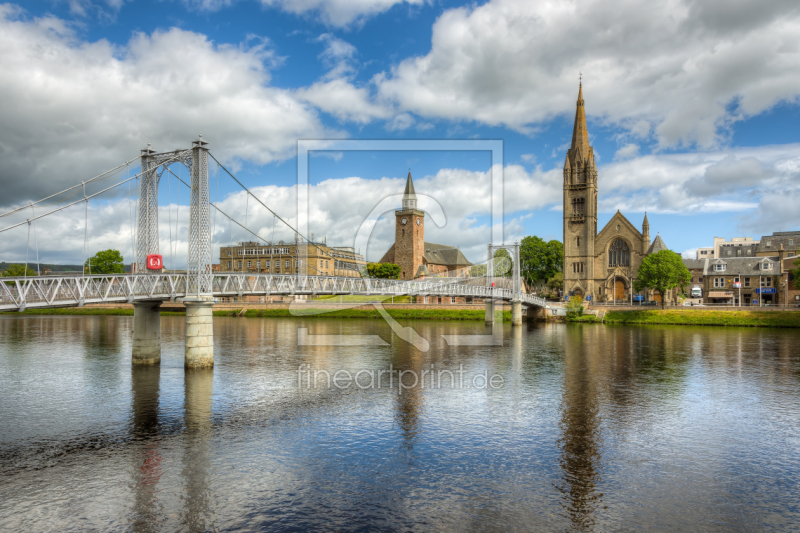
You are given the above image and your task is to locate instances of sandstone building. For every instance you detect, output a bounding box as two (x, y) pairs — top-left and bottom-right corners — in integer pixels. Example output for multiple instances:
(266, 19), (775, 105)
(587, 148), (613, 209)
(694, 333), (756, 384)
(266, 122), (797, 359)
(379, 173), (472, 279)
(562, 83), (671, 303)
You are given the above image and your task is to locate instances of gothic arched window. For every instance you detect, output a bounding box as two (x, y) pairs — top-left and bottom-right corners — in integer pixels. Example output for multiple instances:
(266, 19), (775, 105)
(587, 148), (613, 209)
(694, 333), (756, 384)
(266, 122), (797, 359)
(571, 197), (585, 215)
(608, 239), (630, 267)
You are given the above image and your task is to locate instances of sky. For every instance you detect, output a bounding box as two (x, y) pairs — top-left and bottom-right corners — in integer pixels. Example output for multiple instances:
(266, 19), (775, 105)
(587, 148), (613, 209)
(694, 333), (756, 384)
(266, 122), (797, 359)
(0, 0), (799, 268)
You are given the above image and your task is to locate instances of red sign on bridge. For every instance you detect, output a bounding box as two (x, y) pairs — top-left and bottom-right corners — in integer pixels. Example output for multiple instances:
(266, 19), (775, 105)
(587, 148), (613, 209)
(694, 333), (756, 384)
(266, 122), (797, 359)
(146, 254), (163, 270)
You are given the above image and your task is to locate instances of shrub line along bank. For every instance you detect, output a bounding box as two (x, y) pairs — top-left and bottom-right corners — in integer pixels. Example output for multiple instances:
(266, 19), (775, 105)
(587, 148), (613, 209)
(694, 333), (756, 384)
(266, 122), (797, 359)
(568, 309), (800, 328)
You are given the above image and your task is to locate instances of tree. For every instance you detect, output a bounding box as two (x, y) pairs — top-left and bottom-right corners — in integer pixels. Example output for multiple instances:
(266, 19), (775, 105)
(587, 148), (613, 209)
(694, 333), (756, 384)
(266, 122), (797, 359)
(790, 256), (800, 289)
(547, 271), (563, 293)
(633, 250), (691, 309)
(366, 262), (401, 279)
(84, 249), (125, 274)
(2, 264), (38, 278)
(520, 236), (563, 287)
(470, 249), (512, 278)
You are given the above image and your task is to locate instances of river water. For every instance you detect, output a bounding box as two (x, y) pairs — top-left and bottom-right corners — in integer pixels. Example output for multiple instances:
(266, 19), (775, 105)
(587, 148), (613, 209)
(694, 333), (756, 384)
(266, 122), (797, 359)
(0, 315), (799, 532)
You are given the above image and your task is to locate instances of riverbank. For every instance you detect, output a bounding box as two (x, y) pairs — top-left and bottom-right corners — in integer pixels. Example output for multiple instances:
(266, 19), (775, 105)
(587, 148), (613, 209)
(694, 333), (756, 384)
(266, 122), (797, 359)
(568, 309), (800, 328)
(2, 306), (513, 321)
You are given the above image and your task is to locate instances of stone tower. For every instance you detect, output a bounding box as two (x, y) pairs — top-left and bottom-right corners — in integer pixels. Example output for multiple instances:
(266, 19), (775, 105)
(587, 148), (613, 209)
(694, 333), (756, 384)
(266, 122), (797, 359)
(395, 172), (425, 280)
(563, 82), (598, 296)
(642, 212), (650, 255)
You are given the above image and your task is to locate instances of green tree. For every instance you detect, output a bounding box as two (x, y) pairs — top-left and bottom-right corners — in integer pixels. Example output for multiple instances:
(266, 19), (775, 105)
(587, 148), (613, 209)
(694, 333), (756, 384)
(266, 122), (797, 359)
(790, 256), (800, 289)
(366, 262), (401, 279)
(633, 250), (692, 309)
(520, 236), (563, 287)
(565, 295), (584, 317)
(492, 249), (512, 277)
(547, 271), (563, 293)
(84, 249), (125, 274)
(2, 264), (38, 278)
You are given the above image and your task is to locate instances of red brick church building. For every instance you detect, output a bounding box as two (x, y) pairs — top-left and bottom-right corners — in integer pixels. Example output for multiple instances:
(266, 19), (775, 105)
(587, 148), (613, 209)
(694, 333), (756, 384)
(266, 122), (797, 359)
(379, 172), (472, 280)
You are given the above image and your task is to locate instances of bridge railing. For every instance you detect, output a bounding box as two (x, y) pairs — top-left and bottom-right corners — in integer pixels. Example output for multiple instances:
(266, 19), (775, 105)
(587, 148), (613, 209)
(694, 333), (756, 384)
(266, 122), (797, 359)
(0, 273), (549, 311)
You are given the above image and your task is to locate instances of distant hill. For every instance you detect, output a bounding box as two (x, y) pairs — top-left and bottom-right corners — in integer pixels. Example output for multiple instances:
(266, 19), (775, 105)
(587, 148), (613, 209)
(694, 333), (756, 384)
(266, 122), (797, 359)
(0, 262), (132, 273)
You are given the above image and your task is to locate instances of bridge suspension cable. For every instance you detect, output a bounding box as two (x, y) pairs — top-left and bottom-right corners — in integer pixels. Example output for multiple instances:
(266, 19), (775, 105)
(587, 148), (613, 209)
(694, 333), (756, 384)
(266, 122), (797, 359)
(0, 156), (142, 220)
(208, 152), (336, 261)
(0, 151), (190, 235)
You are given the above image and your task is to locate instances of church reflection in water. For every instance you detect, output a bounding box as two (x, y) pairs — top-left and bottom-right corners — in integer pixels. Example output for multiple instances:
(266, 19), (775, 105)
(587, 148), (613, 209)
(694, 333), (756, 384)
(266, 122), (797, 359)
(556, 327), (604, 531)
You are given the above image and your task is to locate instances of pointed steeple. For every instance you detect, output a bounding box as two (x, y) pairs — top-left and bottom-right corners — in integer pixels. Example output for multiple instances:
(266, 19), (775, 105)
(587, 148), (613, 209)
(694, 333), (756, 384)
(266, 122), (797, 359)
(402, 171), (417, 211)
(570, 81), (591, 156)
(642, 211), (649, 229)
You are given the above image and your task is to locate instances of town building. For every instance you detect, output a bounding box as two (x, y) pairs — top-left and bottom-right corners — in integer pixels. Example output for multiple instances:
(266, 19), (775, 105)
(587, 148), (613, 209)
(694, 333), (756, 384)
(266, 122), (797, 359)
(220, 239), (365, 277)
(379, 172), (472, 279)
(755, 231), (800, 257)
(683, 253), (798, 306)
(696, 236), (760, 259)
(781, 255), (800, 305)
(562, 82), (673, 304)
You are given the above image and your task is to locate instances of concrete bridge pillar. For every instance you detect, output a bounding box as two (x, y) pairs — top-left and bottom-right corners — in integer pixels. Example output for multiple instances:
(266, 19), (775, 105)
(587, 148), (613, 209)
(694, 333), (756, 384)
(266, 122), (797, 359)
(132, 300), (162, 365)
(485, 298), (495, 325)
(511, 300), (522, 326)
(185, 299), (214, 368)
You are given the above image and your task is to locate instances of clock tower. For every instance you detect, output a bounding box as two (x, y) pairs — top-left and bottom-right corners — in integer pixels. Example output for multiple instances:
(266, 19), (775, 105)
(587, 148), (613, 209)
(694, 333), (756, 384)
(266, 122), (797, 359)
(395, 172), (425, 280)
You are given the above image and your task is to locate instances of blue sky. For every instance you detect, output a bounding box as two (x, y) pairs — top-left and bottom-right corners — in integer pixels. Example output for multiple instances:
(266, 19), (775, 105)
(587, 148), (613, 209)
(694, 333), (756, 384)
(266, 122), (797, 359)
(1, 0), (799, 266)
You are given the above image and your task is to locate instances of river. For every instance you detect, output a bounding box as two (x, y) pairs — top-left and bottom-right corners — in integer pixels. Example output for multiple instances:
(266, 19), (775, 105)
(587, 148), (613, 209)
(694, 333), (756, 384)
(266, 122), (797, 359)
(1, 315), (799, 531)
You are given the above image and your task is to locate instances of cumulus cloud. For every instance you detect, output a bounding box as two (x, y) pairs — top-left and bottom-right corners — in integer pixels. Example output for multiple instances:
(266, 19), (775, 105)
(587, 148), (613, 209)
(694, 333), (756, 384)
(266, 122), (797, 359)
(259, 0), (427, 28)
(1, 162), (560, 265)
(0, 6), (337, 207)
(374, 0), (800, 147)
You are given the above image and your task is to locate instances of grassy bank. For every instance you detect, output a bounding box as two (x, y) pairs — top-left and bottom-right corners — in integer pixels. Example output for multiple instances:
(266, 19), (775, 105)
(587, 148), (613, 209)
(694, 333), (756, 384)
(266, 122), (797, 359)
(3, 307), (511, 322)
(602, 309), (800, 328)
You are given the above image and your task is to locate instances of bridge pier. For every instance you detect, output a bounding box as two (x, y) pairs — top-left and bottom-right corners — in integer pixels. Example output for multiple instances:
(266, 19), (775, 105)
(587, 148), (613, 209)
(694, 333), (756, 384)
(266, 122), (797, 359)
(132, 300), (162, 365)
(184, 299), (214, 368)
(485, 299), (495, 325)
(511, 300), (522, 326)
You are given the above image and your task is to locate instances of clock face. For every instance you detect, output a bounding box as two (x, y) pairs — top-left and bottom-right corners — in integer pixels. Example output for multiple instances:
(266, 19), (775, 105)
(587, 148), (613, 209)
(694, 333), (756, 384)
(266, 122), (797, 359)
(401, 218), (408, 225)
(416, 218), (421, 226)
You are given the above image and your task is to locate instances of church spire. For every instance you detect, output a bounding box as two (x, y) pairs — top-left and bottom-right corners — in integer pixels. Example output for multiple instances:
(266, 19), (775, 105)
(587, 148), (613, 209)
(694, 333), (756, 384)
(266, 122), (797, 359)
(570, 81), (591, 156)
(402, 171), (417, 211)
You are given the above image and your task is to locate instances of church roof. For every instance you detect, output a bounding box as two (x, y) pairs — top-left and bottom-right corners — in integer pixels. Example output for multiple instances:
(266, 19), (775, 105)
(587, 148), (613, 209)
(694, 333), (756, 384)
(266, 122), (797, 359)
(423, 242), (472, 267)
(403, 172), (416, 199)
(570, 82), (591, 157)
(647, 234), (667, 254)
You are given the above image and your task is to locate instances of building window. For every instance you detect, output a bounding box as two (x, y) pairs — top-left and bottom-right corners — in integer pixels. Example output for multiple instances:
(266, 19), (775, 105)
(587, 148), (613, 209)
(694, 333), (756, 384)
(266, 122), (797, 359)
(227, 261), (231, 269)
(451, 297), (456, 303)
(699, 276), (703, 282)
(577, 236), (580, 247)
(571, 197), (585, 215)
(608, 239), (630, 267)
(747, 249), (751, 255)
(744, 277), (750, 287)
(285, 260), (290, 268)
(265, 260), (270, 268)
(736, 249), (741, 256)
(238, 261), (242, 269)
(714, 263), (726, 271)
(714, 277), (725, 288)
(762, 277), (772, 287)
(257, 260), (261, 269)
(727, 250), (732, 256)
(767, 241), (772, 247)
(247, 260), (251, 268)
(790, 239), (794, 245)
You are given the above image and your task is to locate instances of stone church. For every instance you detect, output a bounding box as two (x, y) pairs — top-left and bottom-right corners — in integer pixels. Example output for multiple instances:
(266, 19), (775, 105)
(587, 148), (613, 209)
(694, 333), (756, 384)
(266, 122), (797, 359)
(563, 83), (669, 303)
(379, 173), (472, 280)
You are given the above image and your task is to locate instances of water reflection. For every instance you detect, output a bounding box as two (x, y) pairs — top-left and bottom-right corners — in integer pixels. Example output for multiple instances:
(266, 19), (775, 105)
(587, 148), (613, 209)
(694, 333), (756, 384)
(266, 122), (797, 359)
(130, 366), (165, 532)
(181, 369), (216, 532)
(557, 327), (604, 531)
(392, 340), (424, 454)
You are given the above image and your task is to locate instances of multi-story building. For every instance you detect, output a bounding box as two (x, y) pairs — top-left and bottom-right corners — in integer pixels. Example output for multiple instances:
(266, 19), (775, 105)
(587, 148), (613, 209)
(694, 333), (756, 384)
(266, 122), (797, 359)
(696, 236), (760, 259)
(755, 231), (800, 257)
(219, 240), (365, 277)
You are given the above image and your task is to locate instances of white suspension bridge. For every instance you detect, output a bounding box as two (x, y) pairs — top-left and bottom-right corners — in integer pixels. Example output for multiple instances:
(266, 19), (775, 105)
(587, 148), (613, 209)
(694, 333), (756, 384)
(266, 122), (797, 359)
(0, 136), (550, 367)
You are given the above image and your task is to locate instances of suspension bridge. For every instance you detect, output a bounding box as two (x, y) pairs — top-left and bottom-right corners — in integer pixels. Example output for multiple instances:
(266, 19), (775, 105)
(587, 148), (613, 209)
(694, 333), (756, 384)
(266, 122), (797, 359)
(0, 136), (550, 367)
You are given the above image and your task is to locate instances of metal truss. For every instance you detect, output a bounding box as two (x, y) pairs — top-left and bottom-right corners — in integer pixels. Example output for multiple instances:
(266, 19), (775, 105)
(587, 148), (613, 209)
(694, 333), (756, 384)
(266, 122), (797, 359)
(136, 145), (194, 273)
(187, 136), (212, 296)
(0, 273), (549, 312)
(487, 242), (521, 295)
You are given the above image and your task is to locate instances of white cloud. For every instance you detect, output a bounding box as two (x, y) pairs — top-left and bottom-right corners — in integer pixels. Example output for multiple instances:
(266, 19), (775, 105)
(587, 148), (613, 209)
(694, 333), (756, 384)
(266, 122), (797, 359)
(520, 153), (536, 163)
(374, 0), (800, 147)
(259, 0), (427, 28)
(614, 143), (639, 161)
(0, 6), (338, 207)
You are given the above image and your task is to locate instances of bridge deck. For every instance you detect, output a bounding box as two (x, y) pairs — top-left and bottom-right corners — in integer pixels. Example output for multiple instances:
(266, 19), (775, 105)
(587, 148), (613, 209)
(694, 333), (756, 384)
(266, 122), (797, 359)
(1, 273), (549, 312)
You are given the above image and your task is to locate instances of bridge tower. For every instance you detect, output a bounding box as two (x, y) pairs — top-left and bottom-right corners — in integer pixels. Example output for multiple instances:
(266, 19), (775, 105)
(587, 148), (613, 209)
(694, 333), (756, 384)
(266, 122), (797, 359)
(184, 135), (214, 369)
